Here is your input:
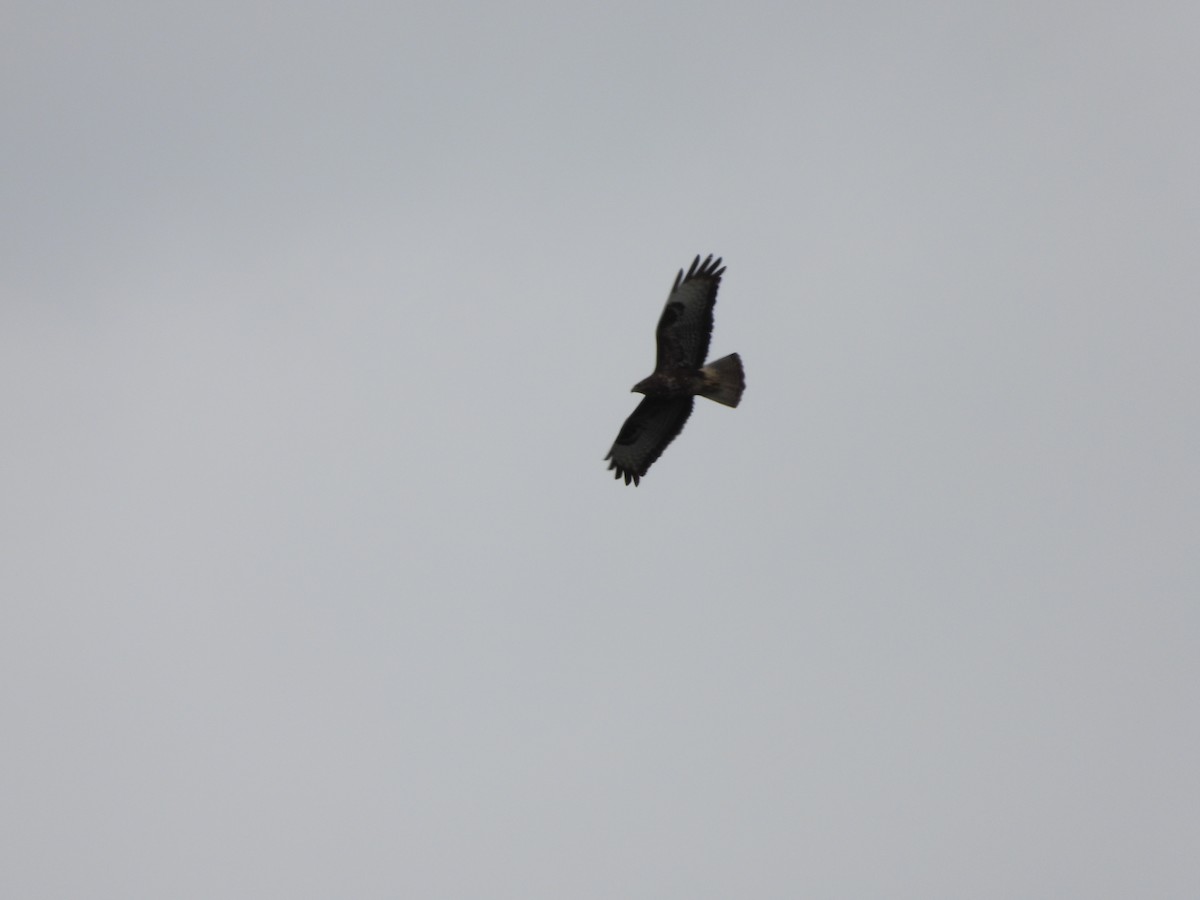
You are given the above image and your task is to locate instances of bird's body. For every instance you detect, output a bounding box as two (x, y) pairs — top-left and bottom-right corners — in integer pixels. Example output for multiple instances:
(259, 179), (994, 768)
(605, 255), (745, 486)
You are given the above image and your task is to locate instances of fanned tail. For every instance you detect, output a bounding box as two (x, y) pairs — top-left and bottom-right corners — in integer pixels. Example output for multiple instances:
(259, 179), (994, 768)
(699, 353), (745, 408)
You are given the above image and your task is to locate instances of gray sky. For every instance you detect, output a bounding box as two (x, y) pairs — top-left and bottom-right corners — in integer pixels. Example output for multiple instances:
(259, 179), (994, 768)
(3, 2), (1198, 897)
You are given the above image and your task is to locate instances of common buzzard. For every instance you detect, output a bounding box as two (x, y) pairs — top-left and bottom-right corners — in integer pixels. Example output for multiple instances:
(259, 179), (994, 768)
(605, 254), (744, 486)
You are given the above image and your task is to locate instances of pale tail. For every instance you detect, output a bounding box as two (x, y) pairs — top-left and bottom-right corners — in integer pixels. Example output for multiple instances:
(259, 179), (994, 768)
(699, 353), (745, 407)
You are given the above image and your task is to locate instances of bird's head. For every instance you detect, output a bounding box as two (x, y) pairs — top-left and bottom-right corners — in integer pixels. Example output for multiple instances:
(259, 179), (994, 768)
(631, 374), (660, 396)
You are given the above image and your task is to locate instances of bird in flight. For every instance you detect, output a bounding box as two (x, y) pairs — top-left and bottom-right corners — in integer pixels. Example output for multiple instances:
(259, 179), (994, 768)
(605, 254), (745, 486)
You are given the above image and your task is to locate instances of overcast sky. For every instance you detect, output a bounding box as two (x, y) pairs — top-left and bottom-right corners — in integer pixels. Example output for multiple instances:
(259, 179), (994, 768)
(3, 2), (1198, 897)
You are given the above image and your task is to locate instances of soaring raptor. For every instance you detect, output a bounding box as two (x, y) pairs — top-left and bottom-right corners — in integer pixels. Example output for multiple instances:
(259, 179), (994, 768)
(605, 254), (745, 486)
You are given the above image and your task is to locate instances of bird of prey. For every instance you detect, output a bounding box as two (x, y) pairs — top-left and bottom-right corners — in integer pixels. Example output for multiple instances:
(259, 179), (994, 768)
(605, 254), (745, 486)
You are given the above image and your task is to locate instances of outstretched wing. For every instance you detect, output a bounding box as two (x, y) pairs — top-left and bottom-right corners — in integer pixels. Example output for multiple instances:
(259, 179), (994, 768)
(605, 397), (695, 486)
(655, 254), (725, 371)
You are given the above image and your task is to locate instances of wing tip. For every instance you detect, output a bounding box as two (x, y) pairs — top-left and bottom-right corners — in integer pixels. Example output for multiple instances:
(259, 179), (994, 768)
(605, 456), (642, 486)
(681, 253), (725, 283)
(671, 253), (725, 291)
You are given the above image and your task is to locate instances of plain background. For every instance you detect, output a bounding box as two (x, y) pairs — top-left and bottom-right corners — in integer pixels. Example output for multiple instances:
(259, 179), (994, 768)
(3, 2), (1198, 897)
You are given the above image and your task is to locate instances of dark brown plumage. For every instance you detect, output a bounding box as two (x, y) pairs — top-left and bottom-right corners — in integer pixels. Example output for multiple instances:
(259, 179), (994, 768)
(605, 254), (745, 486)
